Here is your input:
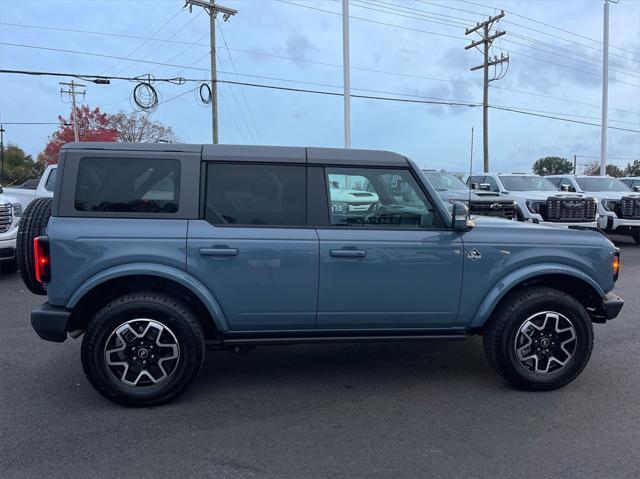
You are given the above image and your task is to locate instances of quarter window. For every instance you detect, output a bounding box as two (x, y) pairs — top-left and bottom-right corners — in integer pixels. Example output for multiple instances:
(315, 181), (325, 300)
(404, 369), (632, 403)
(45, 168), (58, 192)
(75, 158), (180, 213)
(325, 167), (441, 228)
(205, 163), (306, 226)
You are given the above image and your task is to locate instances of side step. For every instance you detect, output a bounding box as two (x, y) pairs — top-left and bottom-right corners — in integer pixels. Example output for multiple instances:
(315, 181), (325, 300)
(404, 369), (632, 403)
(206, 332), (467, 349)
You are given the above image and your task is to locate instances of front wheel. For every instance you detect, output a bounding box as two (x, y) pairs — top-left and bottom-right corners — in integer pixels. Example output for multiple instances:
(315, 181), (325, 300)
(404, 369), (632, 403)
(81, 292), (205, 406)
(483, 286), (593, 391)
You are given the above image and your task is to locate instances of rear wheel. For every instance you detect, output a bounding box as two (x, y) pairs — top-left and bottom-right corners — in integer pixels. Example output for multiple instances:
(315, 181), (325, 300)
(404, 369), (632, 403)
(81, 292), (206, 406)
(483, 286), (593, 390)
(16, 197), (52, 295)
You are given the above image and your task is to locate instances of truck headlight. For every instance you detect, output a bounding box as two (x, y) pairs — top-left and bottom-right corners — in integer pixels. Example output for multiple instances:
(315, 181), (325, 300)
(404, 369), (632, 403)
(12, 203), (21, 217)
(331, 202), (348, 214)
(526, 200), (542, 214)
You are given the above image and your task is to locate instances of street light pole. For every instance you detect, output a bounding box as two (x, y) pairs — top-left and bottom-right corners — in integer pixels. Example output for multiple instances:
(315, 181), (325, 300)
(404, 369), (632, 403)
(0, 125), (5, 185)
(342, 0), (351, 149)
(600, 0), (618, 175)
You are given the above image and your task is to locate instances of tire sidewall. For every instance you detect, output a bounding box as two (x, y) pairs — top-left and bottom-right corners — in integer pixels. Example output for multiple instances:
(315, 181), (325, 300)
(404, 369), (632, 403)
(500, 294), (593, 386)
(82, 298), (203, 406)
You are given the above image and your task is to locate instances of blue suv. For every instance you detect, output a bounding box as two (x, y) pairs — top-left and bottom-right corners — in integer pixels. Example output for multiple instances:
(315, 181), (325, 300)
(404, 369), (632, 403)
(22, 143), (623, 406)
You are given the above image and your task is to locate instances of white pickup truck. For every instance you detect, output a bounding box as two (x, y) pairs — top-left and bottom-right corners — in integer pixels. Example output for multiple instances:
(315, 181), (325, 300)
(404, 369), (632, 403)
(2, 164), (57, 211)
(0, 165), (56, 262)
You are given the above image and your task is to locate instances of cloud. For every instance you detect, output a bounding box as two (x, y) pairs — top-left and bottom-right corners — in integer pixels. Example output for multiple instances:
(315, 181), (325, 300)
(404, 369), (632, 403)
(285, 32), (315, 62)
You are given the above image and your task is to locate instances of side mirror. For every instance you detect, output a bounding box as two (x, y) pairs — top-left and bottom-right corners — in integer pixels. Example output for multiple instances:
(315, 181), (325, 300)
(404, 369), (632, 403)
(560, 184), (570, 192)
(0, 185), (3, 194)
(634, 185), (640, 192)
(479, 183), (491, 191)
(451, 201), (474, 231)
(470, 182), (479, 190)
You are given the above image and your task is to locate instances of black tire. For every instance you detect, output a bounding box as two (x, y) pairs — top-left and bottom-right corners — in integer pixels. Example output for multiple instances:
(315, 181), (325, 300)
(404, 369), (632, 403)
(632, 228), (640, 246)
(483, 286), (593, 391)
(81, 292), (206, 407)
(16, 197), (52, 295)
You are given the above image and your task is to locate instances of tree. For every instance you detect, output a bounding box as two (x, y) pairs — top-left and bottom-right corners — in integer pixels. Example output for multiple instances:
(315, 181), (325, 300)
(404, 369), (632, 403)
(583, 161), (624, 177)
(39, 106), (117, 165)
(532, 156), (574, 176)
(1, 143), (44, 185)
(625, 160), (640, 176)
(109, 111), (177, 143)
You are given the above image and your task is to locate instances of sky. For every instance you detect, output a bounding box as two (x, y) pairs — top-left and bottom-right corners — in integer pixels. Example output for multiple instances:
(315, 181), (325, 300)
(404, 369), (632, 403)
(0, 0), (639, 174)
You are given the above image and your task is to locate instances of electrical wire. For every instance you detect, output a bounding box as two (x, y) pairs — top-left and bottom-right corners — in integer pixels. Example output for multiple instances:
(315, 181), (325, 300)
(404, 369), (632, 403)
(3, 67), (639, 129)
(2, 21), (637, 115)
(217, 18), (260, 143)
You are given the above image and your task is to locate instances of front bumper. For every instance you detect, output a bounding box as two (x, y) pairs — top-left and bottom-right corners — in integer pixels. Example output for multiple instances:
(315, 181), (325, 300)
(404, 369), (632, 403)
(598, 214), (640, 231)
(589, 292), (624, 323)
(31, 302), (71, 342)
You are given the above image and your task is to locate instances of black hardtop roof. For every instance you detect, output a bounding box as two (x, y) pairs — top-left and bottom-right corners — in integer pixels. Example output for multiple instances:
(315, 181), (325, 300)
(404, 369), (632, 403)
(61, 142), (408, 166)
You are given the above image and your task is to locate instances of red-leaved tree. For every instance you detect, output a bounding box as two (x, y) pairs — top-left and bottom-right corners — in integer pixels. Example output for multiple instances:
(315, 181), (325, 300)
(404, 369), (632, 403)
(38, 106), (118, 165)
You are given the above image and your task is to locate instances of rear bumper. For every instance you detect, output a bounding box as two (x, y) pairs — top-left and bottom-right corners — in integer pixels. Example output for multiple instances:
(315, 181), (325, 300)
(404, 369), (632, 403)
(589, 292), (624, 323)
(31, 302), (71, 342)
(0, 236), (16, 261)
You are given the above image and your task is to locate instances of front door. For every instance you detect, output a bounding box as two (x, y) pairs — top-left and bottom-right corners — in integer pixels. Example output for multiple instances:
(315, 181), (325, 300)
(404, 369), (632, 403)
(187, 162), (318, 331)
(316, 166), (464, 329)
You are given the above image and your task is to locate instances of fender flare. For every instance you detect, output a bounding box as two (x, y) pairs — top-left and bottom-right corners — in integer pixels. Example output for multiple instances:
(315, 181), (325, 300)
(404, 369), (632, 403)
(469, 263), (605, 328)
(66, 263), (229, 331)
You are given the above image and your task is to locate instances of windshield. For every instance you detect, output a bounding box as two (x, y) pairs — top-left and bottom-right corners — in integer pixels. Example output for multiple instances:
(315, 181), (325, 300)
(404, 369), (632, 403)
(499, 175), (558, 191)
(576, 177), (631, 192)
(423, 171), (468, 190)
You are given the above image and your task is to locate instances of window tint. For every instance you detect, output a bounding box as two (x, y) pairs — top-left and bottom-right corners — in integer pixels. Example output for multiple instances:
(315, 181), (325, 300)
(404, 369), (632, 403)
(575, 177), (631, 192)
(45, 168), (57, 192)
(205, 163), (306, 226)
(547, 177), (561, 187)
(75, 158), (180, 213)
(499, 175), (558, 191)
(326, 167), (442, 228)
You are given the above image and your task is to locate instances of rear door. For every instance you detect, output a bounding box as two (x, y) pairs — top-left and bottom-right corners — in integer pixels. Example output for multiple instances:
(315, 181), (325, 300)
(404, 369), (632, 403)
(186, 156), (319, 331)
(314, 165), (464, 329)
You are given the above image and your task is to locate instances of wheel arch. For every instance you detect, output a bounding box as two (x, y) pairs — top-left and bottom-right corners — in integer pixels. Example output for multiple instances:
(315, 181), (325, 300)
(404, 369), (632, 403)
(469, 265), (605, 330)
(66, 263), (229, 337)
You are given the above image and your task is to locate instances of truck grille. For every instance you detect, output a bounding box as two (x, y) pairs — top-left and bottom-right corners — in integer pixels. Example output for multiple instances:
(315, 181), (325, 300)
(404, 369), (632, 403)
(618, 196), (640, 219)
(470, 201), (516, 219)
(0, 204), (12, 233)
(544, 198), (596, 222)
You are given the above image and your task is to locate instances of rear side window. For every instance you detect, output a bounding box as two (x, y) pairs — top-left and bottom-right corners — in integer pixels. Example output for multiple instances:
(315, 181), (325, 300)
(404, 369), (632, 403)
(75, 158), (180, 213)
(205, 163), (306, 226)
(45, 168), (57, 192)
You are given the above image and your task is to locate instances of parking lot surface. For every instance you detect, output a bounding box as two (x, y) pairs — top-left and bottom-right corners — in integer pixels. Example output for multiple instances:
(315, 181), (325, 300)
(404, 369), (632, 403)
(1, 236), (639, 479)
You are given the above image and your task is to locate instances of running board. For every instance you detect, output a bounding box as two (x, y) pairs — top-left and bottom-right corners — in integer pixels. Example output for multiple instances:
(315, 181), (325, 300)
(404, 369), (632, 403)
(206, 333), (467, 349)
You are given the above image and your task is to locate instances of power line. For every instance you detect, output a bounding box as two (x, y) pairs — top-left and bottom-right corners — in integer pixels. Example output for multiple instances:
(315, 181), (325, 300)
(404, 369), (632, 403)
(456, 0), (640, 58)
(2, 68), (638, 134)
(3, 21), (638, 111)
(216, 18), (260, 143)
(100, 7), (183, 75)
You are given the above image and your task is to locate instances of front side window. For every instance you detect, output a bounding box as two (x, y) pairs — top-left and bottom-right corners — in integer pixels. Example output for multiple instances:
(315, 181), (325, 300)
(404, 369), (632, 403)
(326, 167), (442, 228)
(75, 158), (180, 213)
(483, 176), (500, 192)
(499, 175), (558, 191)
(423, 171), (468, 191)
(205, 163), (306, 226)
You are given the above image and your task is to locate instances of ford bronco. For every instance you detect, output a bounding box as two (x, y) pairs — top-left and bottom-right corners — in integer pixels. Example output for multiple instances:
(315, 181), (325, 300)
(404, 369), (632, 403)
(23, 143), (624, 406)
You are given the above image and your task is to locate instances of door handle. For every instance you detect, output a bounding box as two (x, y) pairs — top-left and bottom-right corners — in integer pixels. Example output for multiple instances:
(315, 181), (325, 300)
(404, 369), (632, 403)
(330, 249), (367, 258)
(199, 247), (239, 257)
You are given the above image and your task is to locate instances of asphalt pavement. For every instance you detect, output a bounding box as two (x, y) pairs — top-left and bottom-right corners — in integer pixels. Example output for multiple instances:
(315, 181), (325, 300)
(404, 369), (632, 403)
(1, 236), (639, 479)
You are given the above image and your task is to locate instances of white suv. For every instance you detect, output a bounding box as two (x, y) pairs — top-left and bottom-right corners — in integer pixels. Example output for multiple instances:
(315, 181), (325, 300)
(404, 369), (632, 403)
(547, 175), (640, 244)
(466, 173), (598, 228)
(0, 186), (22, 262)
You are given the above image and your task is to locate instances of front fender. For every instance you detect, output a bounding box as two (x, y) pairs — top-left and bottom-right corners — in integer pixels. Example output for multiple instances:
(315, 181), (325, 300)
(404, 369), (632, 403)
(469, 263), (605, 328)
(66, 262), (230, 331)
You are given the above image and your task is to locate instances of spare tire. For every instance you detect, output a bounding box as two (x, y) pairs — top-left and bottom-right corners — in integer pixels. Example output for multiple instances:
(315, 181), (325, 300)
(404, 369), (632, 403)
(17, 197), (52, 295)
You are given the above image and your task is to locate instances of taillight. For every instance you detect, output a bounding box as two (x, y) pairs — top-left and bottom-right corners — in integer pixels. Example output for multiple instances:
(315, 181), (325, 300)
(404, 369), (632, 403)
(33, 236), (51, 284)
(613, 251), (620, 282)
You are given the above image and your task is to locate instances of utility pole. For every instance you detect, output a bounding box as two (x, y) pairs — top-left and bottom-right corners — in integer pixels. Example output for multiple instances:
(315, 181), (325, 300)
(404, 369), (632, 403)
(342, 0), (351, 149)
(465, 11), (508, 173)
(600, 0), (618, 175)
(185, 0), (237, 144)
(573, 154), (577, 174)
(59, 80), (86, 142)
(0, 125), (5, 185)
